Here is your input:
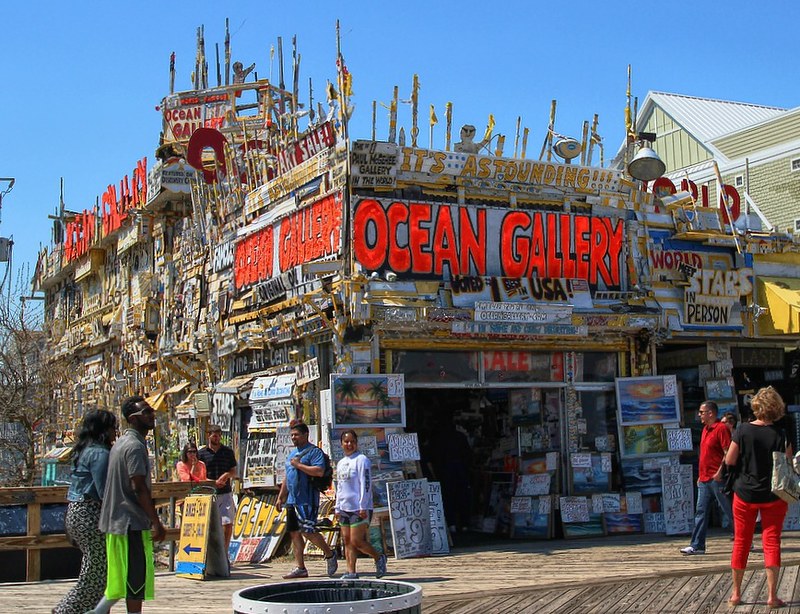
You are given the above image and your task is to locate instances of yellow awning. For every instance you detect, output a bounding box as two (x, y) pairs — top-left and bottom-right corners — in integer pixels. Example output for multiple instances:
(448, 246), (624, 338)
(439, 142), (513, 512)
(757, 277), (800, 335)
(164, 380), (190, 395)
(145, 390), (167, 411)
(216, 374), (257, 394)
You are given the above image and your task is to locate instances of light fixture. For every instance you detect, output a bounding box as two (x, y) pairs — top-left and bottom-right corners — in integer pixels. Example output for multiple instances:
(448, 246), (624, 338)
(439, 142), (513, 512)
(627, 132), (665, 182)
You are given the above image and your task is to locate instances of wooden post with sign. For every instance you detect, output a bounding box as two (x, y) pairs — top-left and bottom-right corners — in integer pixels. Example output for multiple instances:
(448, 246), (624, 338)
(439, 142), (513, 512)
(175, 494), (230, 579)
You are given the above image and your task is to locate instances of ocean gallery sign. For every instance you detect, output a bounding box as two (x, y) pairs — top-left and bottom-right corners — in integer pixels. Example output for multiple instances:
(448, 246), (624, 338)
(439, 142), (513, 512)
(234, 191), (344, 291)
(353, 198), (625, 289)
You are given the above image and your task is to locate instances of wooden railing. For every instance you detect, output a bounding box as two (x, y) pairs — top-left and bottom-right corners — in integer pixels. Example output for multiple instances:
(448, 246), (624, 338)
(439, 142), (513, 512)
(0, 481), (213, 582)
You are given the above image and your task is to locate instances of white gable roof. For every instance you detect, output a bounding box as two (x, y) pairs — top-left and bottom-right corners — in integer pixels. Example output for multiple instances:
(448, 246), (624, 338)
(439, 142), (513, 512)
(645, 91), (787, 144)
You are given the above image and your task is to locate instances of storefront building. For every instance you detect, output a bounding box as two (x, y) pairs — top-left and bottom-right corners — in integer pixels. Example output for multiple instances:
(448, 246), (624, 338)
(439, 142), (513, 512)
(33, 56), (800, 543)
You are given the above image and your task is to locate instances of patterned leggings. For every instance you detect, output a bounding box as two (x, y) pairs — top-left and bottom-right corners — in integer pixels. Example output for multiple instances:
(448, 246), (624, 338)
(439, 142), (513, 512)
(52, 499), (107, 614)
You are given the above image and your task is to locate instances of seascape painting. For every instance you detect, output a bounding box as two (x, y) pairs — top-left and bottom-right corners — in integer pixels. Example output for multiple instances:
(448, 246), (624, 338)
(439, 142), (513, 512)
(570, 454), (611, 495)
(621, 457), (677, 495)
(615, 376), (680, 425)
(621, 423), (669, 457)
(331, 374), (406, 428)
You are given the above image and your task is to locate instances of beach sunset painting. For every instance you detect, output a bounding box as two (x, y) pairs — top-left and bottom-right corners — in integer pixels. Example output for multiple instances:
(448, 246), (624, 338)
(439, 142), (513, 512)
(331, 374), (406, 428)
(615, 376), (680, 425)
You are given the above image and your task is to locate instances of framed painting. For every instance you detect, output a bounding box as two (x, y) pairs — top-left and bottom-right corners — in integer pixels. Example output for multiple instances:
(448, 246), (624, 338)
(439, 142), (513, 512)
(330, 374), (406, 428)
(518, 452), (560, 495)
(603, 494), (644, 535)
(511, 495), (553, 539)
(559, 496), (606, 538)
(569, 453), (611, 495)
(620, 456), (677, 495)
(714, 398), (738, 419)
(620, 423), (669, 457)
(615, 376), (680, 425)
(705, 378), (735, 401)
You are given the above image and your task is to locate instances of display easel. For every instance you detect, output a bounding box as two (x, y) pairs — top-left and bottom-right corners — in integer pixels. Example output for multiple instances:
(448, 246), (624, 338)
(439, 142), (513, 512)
(176, 493), (230, 579)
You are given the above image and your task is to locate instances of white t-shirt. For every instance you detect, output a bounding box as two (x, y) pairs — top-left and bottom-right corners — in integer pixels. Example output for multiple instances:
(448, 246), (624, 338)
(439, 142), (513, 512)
(335, 451), (373, 513)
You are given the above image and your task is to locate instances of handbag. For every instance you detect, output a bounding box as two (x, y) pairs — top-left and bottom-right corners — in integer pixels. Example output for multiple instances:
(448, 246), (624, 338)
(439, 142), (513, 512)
(771, 432), (800, 503)
(721, 462), (738, 497)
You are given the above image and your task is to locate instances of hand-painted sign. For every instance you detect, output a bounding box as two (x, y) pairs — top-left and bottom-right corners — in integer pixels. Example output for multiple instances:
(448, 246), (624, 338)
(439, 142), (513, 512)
(387, 479), (432, 559)
(353, 198), (624, 288)
(450, 276), (593, 308)
(351, 141), (621, 194)
(229, 493), (287, 564)
(473, 301), (572, 324)
(64, 158), (148, 262)
(161, 89), (232, 142)
(278, 121), (336, 174)
(683, 267), (752, 326)
(176, 494), (229, 579)
(234, 192), (344, 291)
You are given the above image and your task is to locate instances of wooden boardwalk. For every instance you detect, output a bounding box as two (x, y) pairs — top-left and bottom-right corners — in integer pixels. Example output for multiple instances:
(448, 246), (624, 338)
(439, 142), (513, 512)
(6, 531), (800, 612)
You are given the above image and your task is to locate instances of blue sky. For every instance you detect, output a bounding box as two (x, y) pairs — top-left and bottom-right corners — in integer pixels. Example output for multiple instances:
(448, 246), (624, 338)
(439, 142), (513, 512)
(1, 1), (797, 296)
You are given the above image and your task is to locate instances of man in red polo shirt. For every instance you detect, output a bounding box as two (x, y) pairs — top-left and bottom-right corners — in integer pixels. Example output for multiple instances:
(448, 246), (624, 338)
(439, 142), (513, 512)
(681, 400), (734, 555)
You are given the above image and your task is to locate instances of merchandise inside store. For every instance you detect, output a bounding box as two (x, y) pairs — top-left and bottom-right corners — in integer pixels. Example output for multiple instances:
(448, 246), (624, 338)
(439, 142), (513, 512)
(397, 349), (624, 539)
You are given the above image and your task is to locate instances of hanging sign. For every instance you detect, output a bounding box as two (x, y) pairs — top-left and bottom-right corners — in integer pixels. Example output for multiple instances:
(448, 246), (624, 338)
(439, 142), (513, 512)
(295, 357), (320, 386)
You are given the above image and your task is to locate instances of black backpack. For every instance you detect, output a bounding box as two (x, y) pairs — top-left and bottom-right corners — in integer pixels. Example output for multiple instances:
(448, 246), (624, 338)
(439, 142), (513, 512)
(299, 445), (334, 492)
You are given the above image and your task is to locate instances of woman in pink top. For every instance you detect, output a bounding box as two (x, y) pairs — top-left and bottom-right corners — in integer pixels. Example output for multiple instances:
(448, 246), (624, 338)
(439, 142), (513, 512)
(176, 442), (207, 482)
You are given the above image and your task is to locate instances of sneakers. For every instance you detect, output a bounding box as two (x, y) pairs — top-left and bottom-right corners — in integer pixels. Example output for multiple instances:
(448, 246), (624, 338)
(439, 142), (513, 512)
(375, 554), (387, 578)
(326, 551), (339, 577)
(283, 567), (309, 579)
(680, 546), (705, 555)
(341, 572), (360, 580)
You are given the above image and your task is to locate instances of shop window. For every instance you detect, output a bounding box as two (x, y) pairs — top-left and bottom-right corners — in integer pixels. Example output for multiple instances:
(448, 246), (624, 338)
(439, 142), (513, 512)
(483, 351), (564, 383)
(575, 353), (618, 382)
(577, 389), (618, 450)
(392, 350), (479, 384)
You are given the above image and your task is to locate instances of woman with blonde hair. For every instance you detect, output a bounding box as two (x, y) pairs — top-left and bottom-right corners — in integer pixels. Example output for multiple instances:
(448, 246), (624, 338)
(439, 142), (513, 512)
(725, 386), (791, 607)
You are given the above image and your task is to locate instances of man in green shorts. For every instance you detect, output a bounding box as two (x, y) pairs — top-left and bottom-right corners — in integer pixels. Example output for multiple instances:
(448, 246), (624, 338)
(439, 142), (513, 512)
(89, 395), (166, 613)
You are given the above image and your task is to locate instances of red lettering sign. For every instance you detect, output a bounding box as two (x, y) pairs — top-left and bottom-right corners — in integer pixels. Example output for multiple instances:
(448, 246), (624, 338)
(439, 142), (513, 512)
(234, 192), (344, 291)
(353, 199), (623, 289)
(63, 158), (147, 262)
(652, 177), (740, 223)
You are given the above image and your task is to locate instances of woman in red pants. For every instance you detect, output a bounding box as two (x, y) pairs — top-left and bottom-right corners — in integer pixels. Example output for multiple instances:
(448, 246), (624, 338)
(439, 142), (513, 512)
(724, 386), (792, 608)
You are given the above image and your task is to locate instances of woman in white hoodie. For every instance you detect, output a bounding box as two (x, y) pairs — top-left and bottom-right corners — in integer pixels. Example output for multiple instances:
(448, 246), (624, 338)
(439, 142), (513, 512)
(335, 430), (387, 579)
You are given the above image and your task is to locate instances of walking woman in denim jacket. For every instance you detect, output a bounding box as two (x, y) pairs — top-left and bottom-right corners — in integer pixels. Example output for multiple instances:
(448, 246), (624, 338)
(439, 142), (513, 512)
(53, 410), (117, 614)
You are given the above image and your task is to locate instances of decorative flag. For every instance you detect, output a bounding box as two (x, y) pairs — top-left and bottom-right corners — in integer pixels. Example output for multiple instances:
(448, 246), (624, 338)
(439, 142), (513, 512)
(430, 104), (438, 126)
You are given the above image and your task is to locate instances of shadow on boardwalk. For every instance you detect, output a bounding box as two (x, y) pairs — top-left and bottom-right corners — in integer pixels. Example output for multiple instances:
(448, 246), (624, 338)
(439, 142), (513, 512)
(6, 531), (800, 612)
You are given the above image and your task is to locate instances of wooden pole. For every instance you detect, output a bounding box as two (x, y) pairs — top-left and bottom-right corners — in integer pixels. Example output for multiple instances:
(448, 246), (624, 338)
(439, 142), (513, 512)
(169, 52), (175, 95)
(445, 102), (452, 152)
(215, 43), (221, 87)
(513, 116), (521, 158)
(410, 74), (419, 148)
(540, 99), (556, 161)
(389, 86), (398, 143)
(224, 18), (231, 86)
(372, 100), (377, 140)
(277, 37), (286, 114)
(580, 120), (589, 165)
(587, 114), (599, 166)
(521, 127), (529, 158)
(292, 35), (300, 140)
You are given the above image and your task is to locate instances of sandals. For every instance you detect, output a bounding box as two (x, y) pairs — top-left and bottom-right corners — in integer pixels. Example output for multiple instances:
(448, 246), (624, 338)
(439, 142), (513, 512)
(767, 598), (786, 608)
